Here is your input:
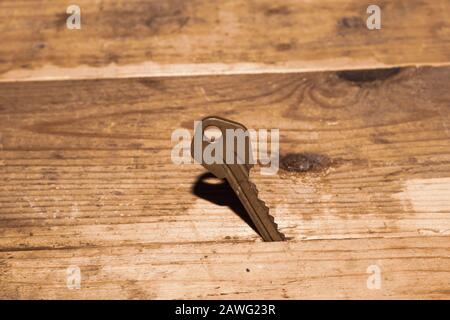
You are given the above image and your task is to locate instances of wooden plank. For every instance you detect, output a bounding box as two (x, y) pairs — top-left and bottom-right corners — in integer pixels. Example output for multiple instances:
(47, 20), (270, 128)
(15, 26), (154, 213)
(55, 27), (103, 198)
(1, 0), (449, 81)
(1, 237), (449, 299)
(0, 66), (450, 298)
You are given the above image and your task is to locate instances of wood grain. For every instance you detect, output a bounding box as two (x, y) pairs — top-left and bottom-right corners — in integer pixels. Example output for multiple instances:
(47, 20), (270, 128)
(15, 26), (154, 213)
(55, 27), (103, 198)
(1, 237), (449, 299)
(0, 66), (449, 298)
(1, 0), (449, 81)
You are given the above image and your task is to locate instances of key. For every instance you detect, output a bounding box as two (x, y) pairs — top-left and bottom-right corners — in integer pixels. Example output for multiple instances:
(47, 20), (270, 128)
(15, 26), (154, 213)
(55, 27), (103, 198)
(191, 116), (285, 241)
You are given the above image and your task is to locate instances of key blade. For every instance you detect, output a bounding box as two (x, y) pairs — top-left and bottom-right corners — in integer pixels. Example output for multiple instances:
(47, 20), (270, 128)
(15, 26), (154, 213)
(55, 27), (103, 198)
(225, 164), (285, 242)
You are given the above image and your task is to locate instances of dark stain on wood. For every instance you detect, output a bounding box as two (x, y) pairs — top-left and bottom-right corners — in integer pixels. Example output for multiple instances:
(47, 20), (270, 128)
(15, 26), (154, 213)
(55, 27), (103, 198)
(337, 68), (401, 83)
(275, 43), (294, 52)
(265, 6), (292, 16)
(279, 153), (332, 173)
(337, 16), (365, 29)
(372, 135), (390, 144)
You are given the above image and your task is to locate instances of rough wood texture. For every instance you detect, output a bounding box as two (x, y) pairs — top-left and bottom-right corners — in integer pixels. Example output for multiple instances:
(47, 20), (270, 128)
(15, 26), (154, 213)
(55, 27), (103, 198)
(1, 0), (449, 81)
(2, 238), (450, 299)
(1, 66), (449, 298)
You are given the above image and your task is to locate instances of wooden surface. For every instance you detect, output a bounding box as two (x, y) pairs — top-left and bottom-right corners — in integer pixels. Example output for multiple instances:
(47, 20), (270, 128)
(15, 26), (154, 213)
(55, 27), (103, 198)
(1, 0), (450, 81)
(1, 66), (450, 299)
(1, 0), (450, 300)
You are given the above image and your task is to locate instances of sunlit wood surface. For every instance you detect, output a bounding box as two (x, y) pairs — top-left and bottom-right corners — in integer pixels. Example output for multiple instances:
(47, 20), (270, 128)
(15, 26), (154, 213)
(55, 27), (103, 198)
(0, 1), (449, 299)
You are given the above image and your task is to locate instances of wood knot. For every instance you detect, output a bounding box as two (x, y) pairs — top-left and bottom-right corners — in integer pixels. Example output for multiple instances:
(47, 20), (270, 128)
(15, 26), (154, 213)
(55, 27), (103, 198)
(337, 68), (401, 83)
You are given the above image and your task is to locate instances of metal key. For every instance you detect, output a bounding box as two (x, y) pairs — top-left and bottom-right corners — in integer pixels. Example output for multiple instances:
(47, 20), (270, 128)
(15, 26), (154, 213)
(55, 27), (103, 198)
(191, 116), (285, 241)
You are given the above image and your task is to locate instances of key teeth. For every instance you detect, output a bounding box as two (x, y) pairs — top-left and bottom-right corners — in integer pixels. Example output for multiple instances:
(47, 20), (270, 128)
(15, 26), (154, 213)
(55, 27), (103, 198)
(259, 198), (286, 241)
(269, 215), (286, 240)
(248, 178), (286, 241)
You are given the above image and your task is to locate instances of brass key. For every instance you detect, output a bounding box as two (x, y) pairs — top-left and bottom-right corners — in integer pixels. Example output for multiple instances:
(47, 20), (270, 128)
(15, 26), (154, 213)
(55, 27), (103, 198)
(191, 116), (285, 241)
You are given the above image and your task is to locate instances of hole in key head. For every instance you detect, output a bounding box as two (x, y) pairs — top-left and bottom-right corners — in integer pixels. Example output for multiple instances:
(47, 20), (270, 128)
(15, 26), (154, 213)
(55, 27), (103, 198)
(203, 125), (222, 143)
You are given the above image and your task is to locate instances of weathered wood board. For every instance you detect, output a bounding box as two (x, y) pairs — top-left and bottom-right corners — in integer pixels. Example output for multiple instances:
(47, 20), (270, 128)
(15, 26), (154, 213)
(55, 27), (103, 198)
(0, 66), (449, 298)
(1, 0), (449, 81)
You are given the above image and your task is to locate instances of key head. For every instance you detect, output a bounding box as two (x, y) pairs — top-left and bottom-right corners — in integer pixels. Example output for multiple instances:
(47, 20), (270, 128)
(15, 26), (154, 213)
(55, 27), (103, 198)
(191, 116), (253, 178)
(191, 116), (285, 242)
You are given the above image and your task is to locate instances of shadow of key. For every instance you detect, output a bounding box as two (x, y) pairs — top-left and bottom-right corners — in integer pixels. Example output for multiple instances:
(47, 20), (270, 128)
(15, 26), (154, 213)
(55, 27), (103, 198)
(192, 172), (261, 238)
